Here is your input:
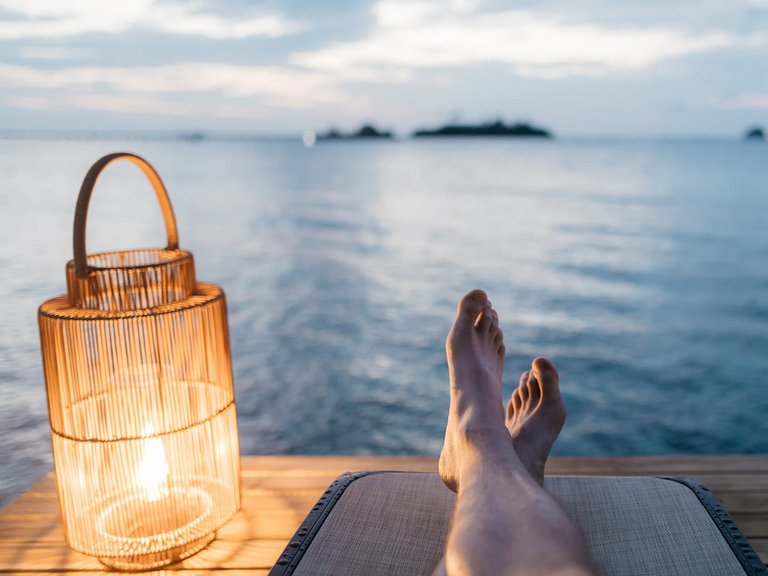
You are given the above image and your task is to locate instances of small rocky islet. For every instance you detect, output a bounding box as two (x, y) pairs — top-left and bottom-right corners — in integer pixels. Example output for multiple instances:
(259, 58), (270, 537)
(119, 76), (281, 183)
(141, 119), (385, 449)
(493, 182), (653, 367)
(316, 120), (552, 141)
(413, 120), (551, 138)
(744, 126), (765, 141)
(317, 124), (393, 140)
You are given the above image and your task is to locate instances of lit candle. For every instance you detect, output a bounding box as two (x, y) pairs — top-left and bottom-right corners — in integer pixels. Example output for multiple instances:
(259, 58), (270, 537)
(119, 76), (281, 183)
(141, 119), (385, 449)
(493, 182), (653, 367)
(137, 423), (170, 502)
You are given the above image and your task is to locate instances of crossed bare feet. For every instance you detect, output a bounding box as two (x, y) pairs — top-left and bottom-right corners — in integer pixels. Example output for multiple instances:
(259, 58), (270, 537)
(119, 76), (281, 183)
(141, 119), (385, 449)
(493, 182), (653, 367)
(439, 289), (566, 491)
(435, 290), (596, 576)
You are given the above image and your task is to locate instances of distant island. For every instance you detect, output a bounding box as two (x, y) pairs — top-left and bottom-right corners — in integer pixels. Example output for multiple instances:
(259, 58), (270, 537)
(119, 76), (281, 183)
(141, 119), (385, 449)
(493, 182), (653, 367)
(413, 120), (552, 138)
(318, 124), (392, 140)
(745, 126), (765, 141)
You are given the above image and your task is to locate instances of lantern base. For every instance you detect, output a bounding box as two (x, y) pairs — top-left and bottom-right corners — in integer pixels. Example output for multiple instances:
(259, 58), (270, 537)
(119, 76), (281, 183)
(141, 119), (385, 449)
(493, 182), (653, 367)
(93, 482), (219, 571)
(98, 531), (215, 571)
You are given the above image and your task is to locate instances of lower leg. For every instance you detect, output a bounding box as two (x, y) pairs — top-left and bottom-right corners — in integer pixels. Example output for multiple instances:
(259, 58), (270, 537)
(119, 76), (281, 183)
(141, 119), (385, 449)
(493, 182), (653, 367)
(445, 446), (594, 576)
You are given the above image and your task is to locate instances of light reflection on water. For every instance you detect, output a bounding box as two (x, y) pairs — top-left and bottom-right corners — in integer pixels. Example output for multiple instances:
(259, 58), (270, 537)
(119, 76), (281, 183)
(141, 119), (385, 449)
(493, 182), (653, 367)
(1, 137), (767, 507)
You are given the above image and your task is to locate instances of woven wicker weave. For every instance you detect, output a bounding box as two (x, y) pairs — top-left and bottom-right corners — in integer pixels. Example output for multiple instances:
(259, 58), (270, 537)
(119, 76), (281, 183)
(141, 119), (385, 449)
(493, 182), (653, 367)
(38, 153), (241, 570)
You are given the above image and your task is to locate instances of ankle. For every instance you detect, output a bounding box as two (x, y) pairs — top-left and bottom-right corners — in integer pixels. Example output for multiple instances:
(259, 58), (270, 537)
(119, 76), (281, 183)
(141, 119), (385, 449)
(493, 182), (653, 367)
(455, 421), (520, 472)
(454, 415), (509, 450)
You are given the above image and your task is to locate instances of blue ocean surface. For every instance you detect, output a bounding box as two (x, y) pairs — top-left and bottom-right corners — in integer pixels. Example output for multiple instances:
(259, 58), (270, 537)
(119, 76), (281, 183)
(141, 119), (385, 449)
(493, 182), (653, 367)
(1, 136), (767, 507)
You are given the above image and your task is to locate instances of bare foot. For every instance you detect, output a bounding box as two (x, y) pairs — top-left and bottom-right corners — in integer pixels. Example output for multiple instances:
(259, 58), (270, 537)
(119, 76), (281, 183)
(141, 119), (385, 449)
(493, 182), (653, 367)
(505, 357), (566, 486)
(439, 289), (509, 492)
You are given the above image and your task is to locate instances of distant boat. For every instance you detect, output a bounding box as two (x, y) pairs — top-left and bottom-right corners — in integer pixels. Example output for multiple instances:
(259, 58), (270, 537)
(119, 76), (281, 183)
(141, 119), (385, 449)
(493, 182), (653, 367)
(413, 120), (552, 138)
(318, 124), (393, 140)
(744, 126), (765, 141)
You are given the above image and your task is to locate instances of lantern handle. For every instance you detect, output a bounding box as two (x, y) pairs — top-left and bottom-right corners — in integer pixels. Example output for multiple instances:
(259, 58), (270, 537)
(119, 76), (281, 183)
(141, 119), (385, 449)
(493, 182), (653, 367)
(73, 152), (180, 279)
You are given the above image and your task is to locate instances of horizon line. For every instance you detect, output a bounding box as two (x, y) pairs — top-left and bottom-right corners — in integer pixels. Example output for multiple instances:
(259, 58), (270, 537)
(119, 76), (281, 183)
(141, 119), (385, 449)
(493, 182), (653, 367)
(0, 128), (759, 143)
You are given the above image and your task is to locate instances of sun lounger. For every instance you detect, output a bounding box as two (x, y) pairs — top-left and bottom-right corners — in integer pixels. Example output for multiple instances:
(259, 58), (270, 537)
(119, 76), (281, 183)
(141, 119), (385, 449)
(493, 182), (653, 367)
(270, 471), (767, 575)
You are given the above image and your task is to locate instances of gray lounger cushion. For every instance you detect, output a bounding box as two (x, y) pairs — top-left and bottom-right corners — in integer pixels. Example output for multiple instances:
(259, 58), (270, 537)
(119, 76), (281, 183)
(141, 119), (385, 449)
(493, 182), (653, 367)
(270, 472), (767, 576)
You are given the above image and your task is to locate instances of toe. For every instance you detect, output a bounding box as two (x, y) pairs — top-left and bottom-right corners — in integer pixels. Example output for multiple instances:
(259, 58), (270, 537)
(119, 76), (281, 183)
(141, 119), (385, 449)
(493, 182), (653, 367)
(475, 301), (493, 330)
(505, 396), (515, 424)
(519, 371), (529, 388)
(528, 373), (542, 404)
(532, 357), (560, 397)
(506, 389), (521, 425)
(457, 289), (487, 322)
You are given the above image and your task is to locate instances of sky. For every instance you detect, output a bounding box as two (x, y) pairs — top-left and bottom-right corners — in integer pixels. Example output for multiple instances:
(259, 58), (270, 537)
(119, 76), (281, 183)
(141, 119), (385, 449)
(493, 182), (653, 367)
(0, 0), (766, 137)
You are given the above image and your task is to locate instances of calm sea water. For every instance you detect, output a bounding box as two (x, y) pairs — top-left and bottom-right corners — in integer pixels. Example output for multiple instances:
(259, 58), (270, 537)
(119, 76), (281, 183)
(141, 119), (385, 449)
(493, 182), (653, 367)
(1, 136), (767, 507)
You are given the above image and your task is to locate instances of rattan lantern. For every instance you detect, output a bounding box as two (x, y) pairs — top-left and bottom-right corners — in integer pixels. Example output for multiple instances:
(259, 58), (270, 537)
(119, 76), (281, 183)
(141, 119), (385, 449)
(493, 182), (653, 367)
(38, 153), (241, 570)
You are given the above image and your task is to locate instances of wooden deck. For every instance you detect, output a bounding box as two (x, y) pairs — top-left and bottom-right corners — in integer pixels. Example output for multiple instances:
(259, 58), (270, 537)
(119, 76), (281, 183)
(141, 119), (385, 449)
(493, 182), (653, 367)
(1, 455), (766, 574)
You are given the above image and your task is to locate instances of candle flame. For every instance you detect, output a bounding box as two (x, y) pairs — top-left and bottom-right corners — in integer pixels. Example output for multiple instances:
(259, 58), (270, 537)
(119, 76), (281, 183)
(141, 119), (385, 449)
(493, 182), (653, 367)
(137, 423), (169, 501)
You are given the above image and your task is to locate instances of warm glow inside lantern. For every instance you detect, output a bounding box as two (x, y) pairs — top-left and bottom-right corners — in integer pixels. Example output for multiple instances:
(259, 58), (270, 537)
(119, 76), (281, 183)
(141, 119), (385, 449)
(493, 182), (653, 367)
(38, 153), (241, 570)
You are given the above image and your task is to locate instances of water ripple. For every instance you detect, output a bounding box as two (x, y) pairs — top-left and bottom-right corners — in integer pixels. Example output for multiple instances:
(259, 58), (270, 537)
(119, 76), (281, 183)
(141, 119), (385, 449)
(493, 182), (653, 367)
(2, 138), (767, 506)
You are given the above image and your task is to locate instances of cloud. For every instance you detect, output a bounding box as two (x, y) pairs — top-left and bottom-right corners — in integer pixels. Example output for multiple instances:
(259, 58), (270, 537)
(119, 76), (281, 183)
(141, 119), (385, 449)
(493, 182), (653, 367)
(7, 93), (198, 115)
(18, 46), (89, 60)
(0, 62), (346, 110)
(293, 0), (743, 80)
(719, 94), (768, 109)
(1, 0), (762, 125)
(0, 0), (303, 40)
(6, 93), (281, 119)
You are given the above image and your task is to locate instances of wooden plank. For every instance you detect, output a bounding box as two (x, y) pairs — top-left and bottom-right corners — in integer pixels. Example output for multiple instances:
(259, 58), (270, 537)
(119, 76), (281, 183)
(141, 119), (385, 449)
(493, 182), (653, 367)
(0, 572), (270, 575)
(0, 517), (63, 544)
(0, 540), (285, 572)
(751, 539), (768, 563)
(0, 493), (325, 544)
(546, 455), (768, 474)
(240, 455), (439, 474)
(178, 540), (283, 569)
(730, 514), (768, 538)
(715, 492), (768, 512)
(0, 494), (323, 518)
(239, 454), (768, 472)
(0, 511), (309, 545)
(671, 474), (768, 492)
(554, 473), (768, 492)
(214, 509), (314, 541)
(1, 501), (61, 518)
(0, 544), (101, 571)
(241, 475), (340, 492)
